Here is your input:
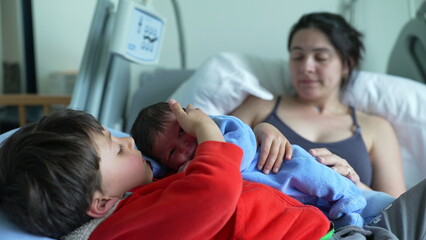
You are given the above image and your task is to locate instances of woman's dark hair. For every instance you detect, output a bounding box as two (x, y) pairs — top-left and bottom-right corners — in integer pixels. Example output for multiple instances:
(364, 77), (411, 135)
(288, 12), (364, 89)
(0, 109), (104, 238)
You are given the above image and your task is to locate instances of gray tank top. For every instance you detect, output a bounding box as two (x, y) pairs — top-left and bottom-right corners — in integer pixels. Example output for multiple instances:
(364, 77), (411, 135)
(263, 96), (373, 186)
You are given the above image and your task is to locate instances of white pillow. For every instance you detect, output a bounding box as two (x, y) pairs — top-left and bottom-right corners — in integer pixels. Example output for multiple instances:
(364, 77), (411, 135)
(170, 52), (275, 115)
(169, 52), (426, 188)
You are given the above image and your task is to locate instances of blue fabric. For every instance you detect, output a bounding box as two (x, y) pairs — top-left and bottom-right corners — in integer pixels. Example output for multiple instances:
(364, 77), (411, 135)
(0, 128), (18, 143)
(0, 211), (54, 240)
(212, 115), (258, 171)
(361, 189), (396, 224)
(213, 115), (367, 228)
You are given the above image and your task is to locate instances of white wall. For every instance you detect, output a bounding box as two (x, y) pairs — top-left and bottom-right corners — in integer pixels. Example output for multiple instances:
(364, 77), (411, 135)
(1, 0), (25, 93)
(31, 0), (422, 93)
(32, 0), (97, 93)
(149, 0), (342, 69)
(356, 0), (409, 72)
(1, 0), (21, 63)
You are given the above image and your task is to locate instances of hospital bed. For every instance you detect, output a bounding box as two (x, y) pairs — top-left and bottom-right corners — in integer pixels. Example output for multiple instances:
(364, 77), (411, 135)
(1, 1), (426, 239)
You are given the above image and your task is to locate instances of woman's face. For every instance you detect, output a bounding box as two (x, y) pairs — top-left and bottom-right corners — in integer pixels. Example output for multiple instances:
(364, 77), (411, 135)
(289, 28), (349, 101)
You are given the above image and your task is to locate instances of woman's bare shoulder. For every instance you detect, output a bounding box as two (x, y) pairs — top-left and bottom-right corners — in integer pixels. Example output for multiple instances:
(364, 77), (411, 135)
(356, 110), (395, 138)
(356, 110), (391, 127)
(245, 94), (276, 105)
(231, 95), (277, 127)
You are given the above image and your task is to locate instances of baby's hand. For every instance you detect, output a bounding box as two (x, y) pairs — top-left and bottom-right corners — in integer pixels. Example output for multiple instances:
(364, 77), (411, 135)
(253, 123), (292, 174)
(168, 99), (224, 143)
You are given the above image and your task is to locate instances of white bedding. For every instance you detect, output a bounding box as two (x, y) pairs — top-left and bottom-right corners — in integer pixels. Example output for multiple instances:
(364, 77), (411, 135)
(170, 52), (426, 188)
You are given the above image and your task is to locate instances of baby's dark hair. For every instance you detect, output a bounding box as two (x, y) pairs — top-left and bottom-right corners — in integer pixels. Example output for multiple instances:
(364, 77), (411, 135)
(0, 109), (104, 238)
(131, 102), (173, 159)
(288, 12), (364, 89)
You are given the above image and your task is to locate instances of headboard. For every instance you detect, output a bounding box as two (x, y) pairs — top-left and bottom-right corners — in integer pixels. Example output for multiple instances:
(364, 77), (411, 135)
(124, 69), (194, 133)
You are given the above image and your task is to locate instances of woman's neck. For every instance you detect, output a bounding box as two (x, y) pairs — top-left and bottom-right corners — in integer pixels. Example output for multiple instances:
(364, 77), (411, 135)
(291, 94), (347, 115)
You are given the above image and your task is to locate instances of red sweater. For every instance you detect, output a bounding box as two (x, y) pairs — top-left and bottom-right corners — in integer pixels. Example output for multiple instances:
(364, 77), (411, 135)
(90, 141), (330, 240)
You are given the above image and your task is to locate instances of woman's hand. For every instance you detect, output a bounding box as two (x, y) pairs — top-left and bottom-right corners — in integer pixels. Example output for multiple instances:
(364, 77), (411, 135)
(253, 123), (292, 174)
(309, 148), (365, 188)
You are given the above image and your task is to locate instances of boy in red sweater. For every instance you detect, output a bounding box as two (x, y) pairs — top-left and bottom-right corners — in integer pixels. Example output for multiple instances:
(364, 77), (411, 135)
(0, 100), (332, 239)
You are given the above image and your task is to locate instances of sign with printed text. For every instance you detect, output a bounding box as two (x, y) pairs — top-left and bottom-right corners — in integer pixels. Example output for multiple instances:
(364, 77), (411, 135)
(125, 8), (165, 63)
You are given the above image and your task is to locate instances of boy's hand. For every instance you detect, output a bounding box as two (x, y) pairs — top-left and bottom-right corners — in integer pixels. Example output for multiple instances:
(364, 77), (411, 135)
(253, 123), (292, 174)
(168, 99), (224, 143)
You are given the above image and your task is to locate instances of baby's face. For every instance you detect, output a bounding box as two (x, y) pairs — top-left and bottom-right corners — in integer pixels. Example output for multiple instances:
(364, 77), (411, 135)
(151, 115), (198, 171)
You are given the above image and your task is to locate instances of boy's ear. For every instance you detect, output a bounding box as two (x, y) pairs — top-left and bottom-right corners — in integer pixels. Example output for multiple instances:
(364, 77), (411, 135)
(86, 191), (120, 218)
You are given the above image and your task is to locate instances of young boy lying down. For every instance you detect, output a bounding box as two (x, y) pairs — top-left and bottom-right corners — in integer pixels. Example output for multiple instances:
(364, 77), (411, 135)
(0, 100), (333, 239)
(131, 102), (368, 228)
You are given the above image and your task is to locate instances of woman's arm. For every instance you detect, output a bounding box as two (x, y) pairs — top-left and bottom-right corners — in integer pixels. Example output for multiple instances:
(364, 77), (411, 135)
(231, 95), (272, 128)
(368, 116), (406, 197)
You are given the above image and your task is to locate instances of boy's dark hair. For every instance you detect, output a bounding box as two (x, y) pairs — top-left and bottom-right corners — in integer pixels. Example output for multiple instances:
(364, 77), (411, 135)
(288, 12), (365, 89)
(131, 102), (172, 159)
(0, 109), (104, 238)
